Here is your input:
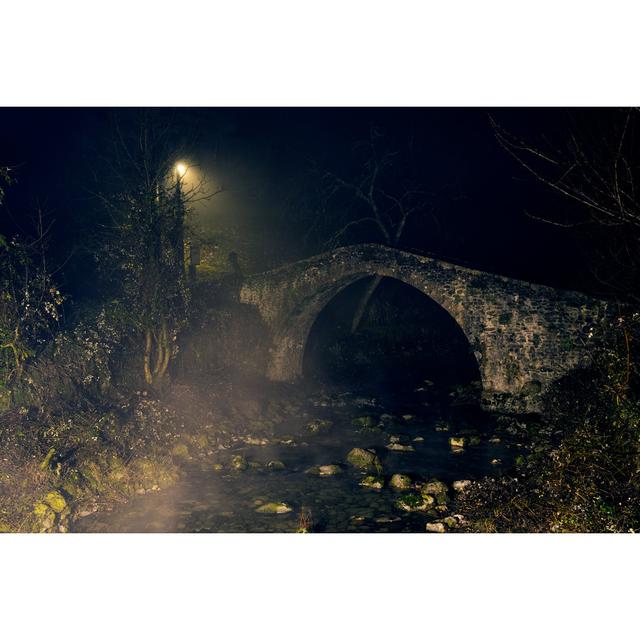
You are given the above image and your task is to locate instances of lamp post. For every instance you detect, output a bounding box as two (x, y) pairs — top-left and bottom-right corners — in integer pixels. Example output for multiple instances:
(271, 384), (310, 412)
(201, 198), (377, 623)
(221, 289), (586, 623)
(173, 162), (188, 279)
(174, 161), (200, 282)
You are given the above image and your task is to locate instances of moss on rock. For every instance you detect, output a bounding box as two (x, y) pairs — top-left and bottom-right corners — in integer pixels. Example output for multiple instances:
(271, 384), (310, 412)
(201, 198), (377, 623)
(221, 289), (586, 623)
(346, 447), (383, 474)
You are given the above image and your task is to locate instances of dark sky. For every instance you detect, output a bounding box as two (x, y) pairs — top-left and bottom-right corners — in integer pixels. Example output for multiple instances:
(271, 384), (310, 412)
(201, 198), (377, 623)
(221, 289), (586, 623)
(0, 107), (612, 301)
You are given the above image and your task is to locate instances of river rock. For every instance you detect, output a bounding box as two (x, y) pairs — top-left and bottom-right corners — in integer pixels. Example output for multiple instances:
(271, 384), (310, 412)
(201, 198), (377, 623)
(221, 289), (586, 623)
(360, 475), (384, 490)
(44, 490), (67, 513)
(386, 442), (415, 452)
(421, 479), (448, 497)
(306, 419), (333, 434)
(267, 460), (286, 471)
(449, 436), (466, 449)
(351, 416), (376, 428)
(243, 436), (269, 446)
(171, 443), (190, 459)
(255, 502), (293, 514)
(346, 448), (383, 474)
(231, 455), (248, 471)
(452, 479), (472, 492)
(425, 521), (446, 533)
(305, 464), (343, 476)
(395, 492), (435, 512)
(389, 473), (413, 490)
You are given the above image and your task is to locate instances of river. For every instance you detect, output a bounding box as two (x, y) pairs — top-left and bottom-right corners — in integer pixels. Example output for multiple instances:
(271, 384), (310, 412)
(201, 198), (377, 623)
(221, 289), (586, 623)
(74, 381), (514, 533)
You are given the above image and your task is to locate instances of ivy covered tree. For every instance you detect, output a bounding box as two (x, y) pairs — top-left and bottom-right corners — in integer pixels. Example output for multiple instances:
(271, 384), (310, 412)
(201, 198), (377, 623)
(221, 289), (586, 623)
(95, 113), (214, 389)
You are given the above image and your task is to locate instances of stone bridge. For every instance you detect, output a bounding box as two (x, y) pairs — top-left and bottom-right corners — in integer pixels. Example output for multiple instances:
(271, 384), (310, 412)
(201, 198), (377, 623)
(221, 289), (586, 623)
(234, 244), (609, 413)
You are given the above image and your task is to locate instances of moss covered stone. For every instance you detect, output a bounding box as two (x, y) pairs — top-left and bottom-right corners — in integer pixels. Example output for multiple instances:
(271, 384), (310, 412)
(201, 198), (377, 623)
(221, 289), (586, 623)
(306, 419), (333, 434)
(255, 502), (293, 514)
(395, 492), (435, 512)
(421, 479), (448, 497)
(171, 443), (190, 459)
(346, 447), (383, 474)
(359, 475), (384, 490)
(389, 474), (413, 490)
(44, 490), (67, 513)
(351, 416), (376, 428)
(231, 455), (248, 471)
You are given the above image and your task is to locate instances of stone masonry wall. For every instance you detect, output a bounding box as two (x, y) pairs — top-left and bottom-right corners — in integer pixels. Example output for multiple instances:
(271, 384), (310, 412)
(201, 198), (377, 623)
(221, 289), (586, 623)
(237, 244), (610, 413)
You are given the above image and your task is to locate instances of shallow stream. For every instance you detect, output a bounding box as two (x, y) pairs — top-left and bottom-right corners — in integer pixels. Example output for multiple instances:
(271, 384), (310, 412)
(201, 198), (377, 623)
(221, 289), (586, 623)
(76, 386), (514, 533)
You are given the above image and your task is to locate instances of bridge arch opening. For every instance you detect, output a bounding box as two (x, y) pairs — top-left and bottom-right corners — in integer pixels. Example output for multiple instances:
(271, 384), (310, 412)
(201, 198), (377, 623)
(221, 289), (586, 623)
(301, 276), (482, 399)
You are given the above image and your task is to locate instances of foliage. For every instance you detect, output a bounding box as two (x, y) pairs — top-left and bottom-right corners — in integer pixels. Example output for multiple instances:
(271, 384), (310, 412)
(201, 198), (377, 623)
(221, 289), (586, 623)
(459, 313), (640, 532)
(0, 190), (63, 393)
(94, 114), (198, 389)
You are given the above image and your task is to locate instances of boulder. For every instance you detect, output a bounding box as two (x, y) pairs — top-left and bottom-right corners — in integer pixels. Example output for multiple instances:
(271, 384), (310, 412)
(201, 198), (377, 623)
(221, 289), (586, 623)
(267, 460), (286, 471)
(449, 437), (466, 449)
(425, 522), (446, 533)
(346, 448), (383, 474)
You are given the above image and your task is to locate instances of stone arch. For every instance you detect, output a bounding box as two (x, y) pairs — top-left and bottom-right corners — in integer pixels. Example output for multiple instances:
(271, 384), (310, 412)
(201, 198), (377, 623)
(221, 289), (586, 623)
(266, 269), (485, 394)
(300, 274), (484, 388)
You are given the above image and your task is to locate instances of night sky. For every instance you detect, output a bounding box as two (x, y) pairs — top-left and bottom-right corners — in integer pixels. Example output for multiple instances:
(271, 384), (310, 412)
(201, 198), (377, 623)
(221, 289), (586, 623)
(0, 107), (612, 303)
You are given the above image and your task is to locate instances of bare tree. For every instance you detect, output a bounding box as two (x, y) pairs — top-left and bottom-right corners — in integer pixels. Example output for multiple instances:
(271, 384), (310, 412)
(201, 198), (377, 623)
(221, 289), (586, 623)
(491, 108), (640, 300)
(307, 126), (436, 332)
(0, 166), (12, 204)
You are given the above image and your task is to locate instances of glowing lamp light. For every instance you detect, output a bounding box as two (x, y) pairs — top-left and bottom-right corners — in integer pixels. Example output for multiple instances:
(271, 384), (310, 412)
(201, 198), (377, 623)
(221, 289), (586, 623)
(175, 162), (188, 178)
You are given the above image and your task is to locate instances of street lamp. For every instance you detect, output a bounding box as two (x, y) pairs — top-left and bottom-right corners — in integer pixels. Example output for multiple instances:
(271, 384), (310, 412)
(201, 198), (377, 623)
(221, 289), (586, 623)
(175, 162), (188, 179)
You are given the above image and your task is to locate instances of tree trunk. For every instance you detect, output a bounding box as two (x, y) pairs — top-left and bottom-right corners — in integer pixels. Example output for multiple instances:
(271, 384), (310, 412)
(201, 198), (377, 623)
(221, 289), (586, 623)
(350, 274), (383, 334)
(143, 329), (153, 385)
